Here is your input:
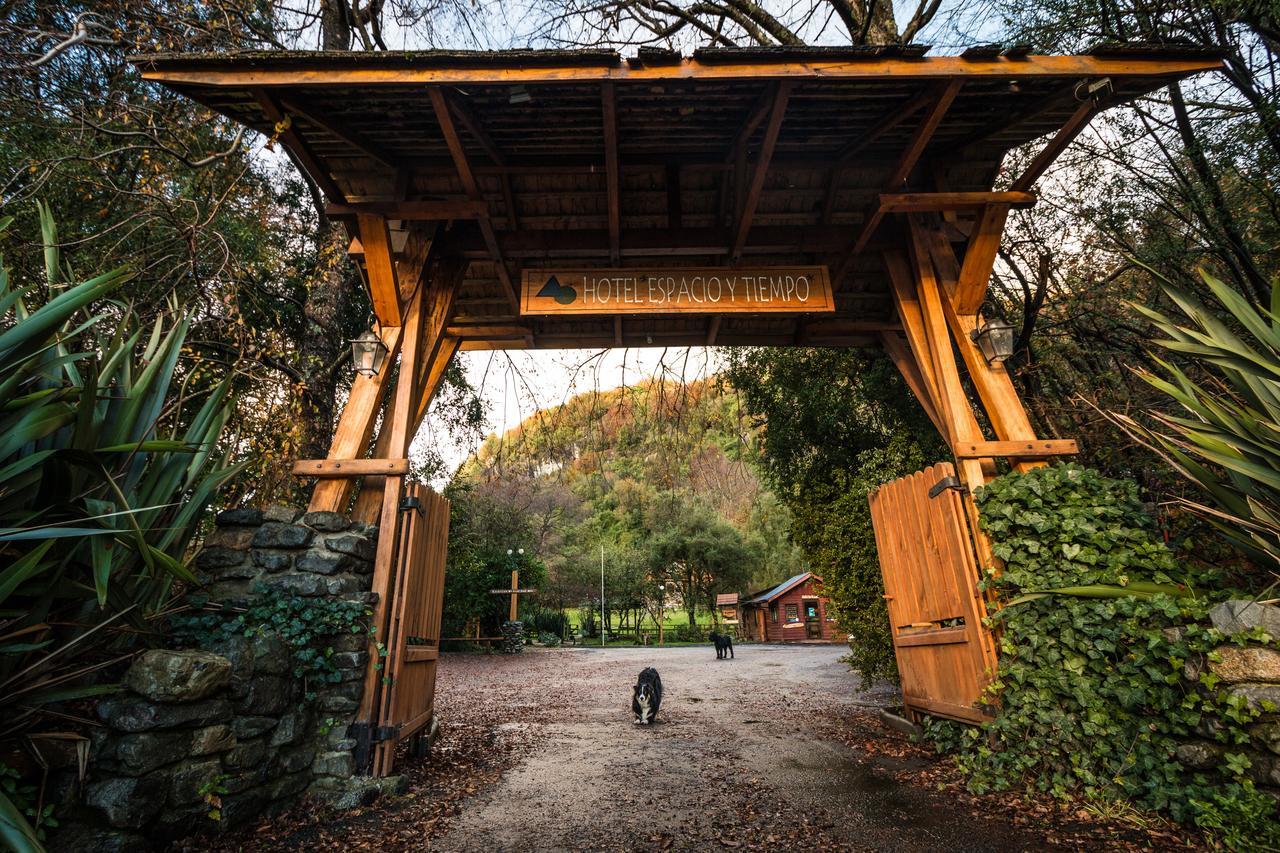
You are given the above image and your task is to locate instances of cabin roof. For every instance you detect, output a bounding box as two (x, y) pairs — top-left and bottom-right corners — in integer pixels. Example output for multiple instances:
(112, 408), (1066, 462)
(131, 47), (1221, 350)
(716, 593), (740, 606)
(745, 572), (817, 604)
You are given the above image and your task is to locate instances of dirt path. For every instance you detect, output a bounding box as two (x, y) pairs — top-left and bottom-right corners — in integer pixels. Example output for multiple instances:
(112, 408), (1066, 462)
(427, 645), (1066, 852)
(222, 644), (1190, 852)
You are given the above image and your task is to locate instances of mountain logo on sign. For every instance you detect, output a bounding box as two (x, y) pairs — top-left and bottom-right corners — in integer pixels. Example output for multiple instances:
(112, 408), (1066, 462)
(535, 275), (578, 305)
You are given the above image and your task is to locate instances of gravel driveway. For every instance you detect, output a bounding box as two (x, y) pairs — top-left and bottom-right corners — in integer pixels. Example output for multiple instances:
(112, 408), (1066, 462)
(427, 644), (1042, 852)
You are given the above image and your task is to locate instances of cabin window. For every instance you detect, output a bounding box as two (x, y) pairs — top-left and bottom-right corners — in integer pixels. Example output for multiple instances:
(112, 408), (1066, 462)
(805, 603), (819, 619)
(785, 603), (799, 623)
(770, 604), (778, 622)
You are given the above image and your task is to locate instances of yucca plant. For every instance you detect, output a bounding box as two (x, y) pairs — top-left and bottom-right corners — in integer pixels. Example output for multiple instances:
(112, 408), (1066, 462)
(1109, 267), (1280, 578)
(0, 205), (242, 851)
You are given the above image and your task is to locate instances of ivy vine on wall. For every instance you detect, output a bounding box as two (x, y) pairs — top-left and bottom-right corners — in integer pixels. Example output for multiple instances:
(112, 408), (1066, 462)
(924, 464), (1279, 849)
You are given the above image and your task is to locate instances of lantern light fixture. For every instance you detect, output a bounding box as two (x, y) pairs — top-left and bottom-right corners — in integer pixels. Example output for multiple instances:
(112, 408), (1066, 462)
(970, 318), (1016, 365)
(350, 328), (388, 378)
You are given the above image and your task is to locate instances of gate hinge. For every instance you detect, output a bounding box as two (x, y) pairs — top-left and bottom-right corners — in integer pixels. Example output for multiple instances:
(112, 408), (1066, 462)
(372, 724), (400, 743)
(400, 495), (423, 515)
(928, 476), (967, 499)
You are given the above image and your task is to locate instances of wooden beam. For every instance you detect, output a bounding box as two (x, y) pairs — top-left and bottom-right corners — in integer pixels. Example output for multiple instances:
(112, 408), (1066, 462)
(445, 91), (520, 229)
(879, 331), (946, 438)
(427, 86), (517, 310)
(306, 323), (403, 514)
(144, 56), (1225, 88)
(1010, 98), (1098, 192)
(954, 439), (1077, 459)
(849, 81), (962, 258)
(955, 204), (1010, 313)
(292, 458), (410, 477)
(614, 316), (624, 346)
(602, 82), (621, 265)
(731, 82), (792, 263)
(276, 95), (399, 170)
(327, 201), (487, 220)
(706, 315), (721, 345)
(721, 85), (777, 226)
(883, 250), (953, 448)
(878, 191), (1035, 214)
(355, 214), (402, 327)
(252, 89), (345, 202)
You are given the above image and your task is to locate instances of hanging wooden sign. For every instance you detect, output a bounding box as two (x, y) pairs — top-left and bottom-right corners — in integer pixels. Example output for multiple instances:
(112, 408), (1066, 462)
(520, 266), (835, 315)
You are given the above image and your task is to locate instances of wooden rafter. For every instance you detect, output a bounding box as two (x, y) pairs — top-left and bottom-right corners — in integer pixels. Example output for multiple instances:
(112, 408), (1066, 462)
(721, 84), (777, 225)
(355, 214), (402, 328)
(955, 203), (1011, 313)
(428, 86), (517, 310)
(327, 201), (486, 220)
(848, 81), (962, 258)
(878, 191), (1035, 214)
(731, 82), (792, 263)
(1010, 98), (1099, 192)
(276, 94), (399, 170)
(706, 315), (721, 346)
(602, 82), (621, 264)
(252, 89), (345, 202)
(445, 91), (520, 230)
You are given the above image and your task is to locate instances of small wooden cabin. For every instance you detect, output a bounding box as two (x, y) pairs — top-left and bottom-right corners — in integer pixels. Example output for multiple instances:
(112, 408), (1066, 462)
(716, 593), (740, 626)
(737, 572), (839, 643)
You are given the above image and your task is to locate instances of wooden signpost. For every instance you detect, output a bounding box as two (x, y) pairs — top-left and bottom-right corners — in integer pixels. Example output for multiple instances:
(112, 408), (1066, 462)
(489, 570), (537, 622)
(521, 266), (835, 315)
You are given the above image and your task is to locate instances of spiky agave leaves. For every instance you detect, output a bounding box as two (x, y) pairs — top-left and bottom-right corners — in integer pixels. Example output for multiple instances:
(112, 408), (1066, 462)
(1111, 267), (1280, 572)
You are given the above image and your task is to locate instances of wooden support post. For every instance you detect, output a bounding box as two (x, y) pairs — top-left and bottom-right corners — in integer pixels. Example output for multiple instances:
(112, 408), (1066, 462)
(1010, 99), (1099, 192)
(954, 204), (1010, 313)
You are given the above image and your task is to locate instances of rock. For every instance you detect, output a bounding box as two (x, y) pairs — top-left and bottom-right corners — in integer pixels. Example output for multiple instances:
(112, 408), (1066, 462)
(271, 771), (312, 801)
(223, 764), (270, 794)
(1254, 721), (1280, 756)
(250, 633), (291, 676)
(219, 787), (270, 828)
(1210, 646), (1280, 684)
(168, 758), (223, 805)
(263, 505), (301, 524)
(269, 711), (308, 747)
(325, 534), (375, 561)
(309, 775), (406, 810)
(203, 561), (262, 581)
(277, 745), (316, 774)
(312, 750), (355, 778)
(1175, 741), (1222, 770)
(195, 547), (247, 570)
(252, 523), (313, 549)
(86, 774), (169, 828)
(125, 650), (232, 703)
(238, 676), (293, 716)
(261, 573), (326, 597)
(1210, 599), (1280, 638)
(331, 651), (368, 672)
(231, 715), (278, 739)
(320, 694), (359, 714)
(96, 697), (232, 733)
(204, 526), (256, 550)
(113, 731), (191, 775)
(1229, 683), (1280, 711)
(216, 508), (264, 527)
(351, 522), (379, 538)
(326, 576), (367, 596)
(223, 739), (270, 771)
(190, 724), (235, 755)
(296, 550), (356, 576)
(48, 824), (147, 853)
(203, 579), (252, 603)
(302, 511), (350, 532)
(252, 549), (293, 572)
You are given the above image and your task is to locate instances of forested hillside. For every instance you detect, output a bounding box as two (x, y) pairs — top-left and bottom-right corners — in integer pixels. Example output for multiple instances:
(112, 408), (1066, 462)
(442, 378), (805, 637)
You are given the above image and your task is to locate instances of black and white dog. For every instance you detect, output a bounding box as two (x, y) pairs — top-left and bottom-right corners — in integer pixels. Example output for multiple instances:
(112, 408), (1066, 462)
(709, 631), (734, 660)
(631, 667), (663, 725)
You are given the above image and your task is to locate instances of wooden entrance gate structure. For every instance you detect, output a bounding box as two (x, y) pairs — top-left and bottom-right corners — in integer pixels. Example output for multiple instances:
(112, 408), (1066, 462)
(869, 463), (998, 723)
(134, 46), (1220, 759)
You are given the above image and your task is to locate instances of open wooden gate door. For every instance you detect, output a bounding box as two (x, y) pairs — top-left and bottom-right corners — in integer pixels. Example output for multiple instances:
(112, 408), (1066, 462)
(868, 462), (998, 724)
(370, 482), (450, 776)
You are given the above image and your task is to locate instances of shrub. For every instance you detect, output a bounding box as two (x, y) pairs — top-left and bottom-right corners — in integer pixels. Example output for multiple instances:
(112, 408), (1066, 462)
(671, 623), (706, 643)
(537, 631), (562, 647)
(925, 464), (1278, 847)
(527, 609), (570, 638)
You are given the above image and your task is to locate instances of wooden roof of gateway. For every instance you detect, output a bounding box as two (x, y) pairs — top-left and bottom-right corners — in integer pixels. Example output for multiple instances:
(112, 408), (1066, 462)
(134, 46), (1221, 350)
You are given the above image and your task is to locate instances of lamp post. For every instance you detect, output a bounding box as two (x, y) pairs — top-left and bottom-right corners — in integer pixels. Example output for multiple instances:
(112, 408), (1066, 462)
(657, 583), (665, 647)
(350, 328), (389, 377)
(505, 548), (524, 622)
(969, 318), (1017, 366)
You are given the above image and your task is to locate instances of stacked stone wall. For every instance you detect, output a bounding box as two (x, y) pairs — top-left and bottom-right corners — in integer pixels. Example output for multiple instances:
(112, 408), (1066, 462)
(55, 506), (401, 850)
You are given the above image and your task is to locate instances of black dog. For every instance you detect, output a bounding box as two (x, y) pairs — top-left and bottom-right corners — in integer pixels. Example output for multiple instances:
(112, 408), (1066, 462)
(709, 631), (734, 660)
(631, 667), (663, 725)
